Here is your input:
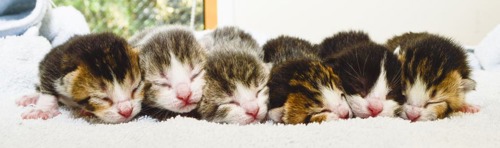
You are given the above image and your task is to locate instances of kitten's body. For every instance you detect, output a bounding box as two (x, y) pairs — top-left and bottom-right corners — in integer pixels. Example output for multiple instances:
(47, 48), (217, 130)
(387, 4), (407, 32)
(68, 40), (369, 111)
(321, 31), (405, 118)
(131, 26), (206, 117)
(263, 35), (318, 63)
(16, 33), (144, 123)
(389, 33), (478, 121)
(267, 59), (350, 124)
(198, 26), (270, 124)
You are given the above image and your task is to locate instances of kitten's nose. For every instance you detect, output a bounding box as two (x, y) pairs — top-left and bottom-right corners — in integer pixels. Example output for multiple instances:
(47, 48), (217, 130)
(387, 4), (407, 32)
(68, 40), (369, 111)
(367, 98), (383, 117)
(118, 102), (133, 118)
(406, 109), (421, 122)
(339, 109), (350, 119)
(242, 102), (259, 118)
(176, 83), (192, 103)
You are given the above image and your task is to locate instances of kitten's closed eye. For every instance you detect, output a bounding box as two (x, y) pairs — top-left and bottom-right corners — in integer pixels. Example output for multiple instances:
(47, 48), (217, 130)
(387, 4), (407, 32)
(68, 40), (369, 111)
(424, 100), (445, 108)
(190, 70), (203, 81)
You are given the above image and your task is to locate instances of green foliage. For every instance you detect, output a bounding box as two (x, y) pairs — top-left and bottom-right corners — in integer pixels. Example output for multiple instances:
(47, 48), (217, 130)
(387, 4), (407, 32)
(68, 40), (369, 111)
(52, 0), (204, 38)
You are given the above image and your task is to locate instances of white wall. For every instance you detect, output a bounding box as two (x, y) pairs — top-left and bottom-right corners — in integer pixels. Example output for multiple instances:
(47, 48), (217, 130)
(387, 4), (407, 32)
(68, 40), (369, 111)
(218, 0), (500, 45)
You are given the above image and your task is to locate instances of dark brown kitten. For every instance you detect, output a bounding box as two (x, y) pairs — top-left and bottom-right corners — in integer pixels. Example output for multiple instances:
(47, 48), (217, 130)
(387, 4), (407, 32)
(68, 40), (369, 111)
(16, 33), (144, 123)
(263, 35), (318, 63)
(390, 33), (478, 121)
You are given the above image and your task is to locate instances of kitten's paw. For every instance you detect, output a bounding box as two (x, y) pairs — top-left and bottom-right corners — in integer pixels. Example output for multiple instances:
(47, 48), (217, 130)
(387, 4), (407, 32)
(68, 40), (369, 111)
(21, 108), (61, 120)
(460, 104), (480, 113)
(16, 93), (40, 107)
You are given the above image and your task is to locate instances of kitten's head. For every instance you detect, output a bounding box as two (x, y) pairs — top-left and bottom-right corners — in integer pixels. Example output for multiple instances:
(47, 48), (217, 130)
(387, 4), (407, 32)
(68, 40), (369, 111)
(267, 59), (351, 124)
(65, 33), (144, 123)
(318, 30), (371, 59)
(324, 42), (405, 118)
(398, 35), (475, 122)
(262, 35), (318, 63)
(199, 51), (271, 125)
(136, 26), (206, 113)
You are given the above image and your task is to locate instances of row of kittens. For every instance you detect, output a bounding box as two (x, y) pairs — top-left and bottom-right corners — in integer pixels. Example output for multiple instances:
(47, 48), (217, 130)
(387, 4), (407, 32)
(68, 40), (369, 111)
(16, 26), (479, 124)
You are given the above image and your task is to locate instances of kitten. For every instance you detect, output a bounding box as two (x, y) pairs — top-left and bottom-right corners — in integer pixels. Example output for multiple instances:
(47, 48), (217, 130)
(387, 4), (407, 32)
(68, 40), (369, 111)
(320, 31), (405, 118)
(262, 35), (318, 63)
(16, 33), (144, 123)
(267, 59), (350, 124)
(130, 26), (206, 115)
(198, 26), (270, 124)
(389, 33), (478, 121)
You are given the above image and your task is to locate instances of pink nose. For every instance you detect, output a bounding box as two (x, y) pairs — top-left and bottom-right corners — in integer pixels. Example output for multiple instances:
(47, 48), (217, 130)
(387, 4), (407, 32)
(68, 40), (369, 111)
(176, 83), (192, 103)
(367, 99), (383, 117)
(339, 110), (350, 119)
(406, 111), (421, 122)
(242, 102), (259, 118)
(118, 102), (133, 118)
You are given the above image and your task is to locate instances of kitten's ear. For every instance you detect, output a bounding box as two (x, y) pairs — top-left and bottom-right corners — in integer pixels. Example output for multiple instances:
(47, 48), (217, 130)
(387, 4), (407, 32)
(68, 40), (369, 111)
(262, 62), (274, 74)
(267, 107), (284, 123)
(393, 46), (401, 55)
(460, 78), (476, 92)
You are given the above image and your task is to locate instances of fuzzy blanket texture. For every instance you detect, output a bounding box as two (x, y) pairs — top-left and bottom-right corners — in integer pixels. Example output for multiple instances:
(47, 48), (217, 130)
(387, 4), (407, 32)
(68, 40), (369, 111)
(1, 32), (500, 148)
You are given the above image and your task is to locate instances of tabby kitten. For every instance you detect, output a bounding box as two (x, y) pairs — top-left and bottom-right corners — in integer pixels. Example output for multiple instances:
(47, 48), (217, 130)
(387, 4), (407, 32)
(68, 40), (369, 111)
(263, 35), (318, 63)
(198, 26), (270, 124)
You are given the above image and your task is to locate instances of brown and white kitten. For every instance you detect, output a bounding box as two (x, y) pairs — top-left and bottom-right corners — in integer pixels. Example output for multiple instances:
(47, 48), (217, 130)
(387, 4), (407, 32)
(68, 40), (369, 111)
(263, 35), (318, 63)
(321, 31), (405, 118)
(16, 33), (144, 123)
(130, 26), (206, 115)
(198, 26), (270, 124)
(267, 59), (350, 124)
(388, 33), (478, 121)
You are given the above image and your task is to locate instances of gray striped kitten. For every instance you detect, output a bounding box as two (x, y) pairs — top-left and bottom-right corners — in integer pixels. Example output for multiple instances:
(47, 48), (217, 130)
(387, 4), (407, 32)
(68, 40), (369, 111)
(198, 26), (271, 124)
(130, 26), (206, 116)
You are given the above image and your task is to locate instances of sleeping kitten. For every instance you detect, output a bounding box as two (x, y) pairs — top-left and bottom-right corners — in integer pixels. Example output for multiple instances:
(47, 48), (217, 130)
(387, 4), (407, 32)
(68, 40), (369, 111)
(267, 59), (351, 124)
(130, 26), (206, 115)
(262, 35), (318, 63)
(389, 33), (479, 121)
(16, 33), (144, 123)
(321, 31), (405, 118)
(198, 26), (270, 124)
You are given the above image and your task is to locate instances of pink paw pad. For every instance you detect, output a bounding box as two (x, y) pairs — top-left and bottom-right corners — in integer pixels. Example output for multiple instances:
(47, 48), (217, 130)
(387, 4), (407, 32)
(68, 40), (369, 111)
(460, 104), (480, 113)
(21, 108), (61, 120)
(16, 94), (40, 107)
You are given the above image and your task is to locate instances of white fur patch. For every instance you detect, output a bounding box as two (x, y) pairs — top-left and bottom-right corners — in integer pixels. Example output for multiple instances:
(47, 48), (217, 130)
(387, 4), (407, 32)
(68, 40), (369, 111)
(407, 76), (430, 107)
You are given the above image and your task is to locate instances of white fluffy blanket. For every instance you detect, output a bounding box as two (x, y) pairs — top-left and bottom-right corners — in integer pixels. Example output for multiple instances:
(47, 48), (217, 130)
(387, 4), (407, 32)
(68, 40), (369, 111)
(1, 35), (499, 148)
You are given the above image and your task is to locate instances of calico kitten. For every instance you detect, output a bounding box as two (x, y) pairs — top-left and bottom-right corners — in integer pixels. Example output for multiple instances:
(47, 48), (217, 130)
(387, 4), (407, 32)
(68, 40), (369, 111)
(130, 26), (206, 115)
(198, 26), (270, 124)
(320, 31), (405, 118)
(262, 35), (318, 63)
(390, 33), (478, 121)
(317, 30), (371, 59)
(16, 33), (144, 123)
(267, 59), (350, 124)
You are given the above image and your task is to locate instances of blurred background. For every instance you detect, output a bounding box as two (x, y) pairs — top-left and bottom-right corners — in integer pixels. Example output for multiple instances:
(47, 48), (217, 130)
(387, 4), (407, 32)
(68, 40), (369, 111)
(53, 0), (204, 38)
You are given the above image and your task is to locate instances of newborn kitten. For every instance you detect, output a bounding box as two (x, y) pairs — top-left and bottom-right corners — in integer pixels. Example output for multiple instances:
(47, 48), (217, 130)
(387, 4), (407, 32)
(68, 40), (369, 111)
(262, 35), (318, 63)
(389, 33), (478, 121)
(321, 31), (405, 118)
(267, 59), (351, 124)
(130, 26), (206, 115)
(198, 26), (270, 124)
(16, 33), (144, 123)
